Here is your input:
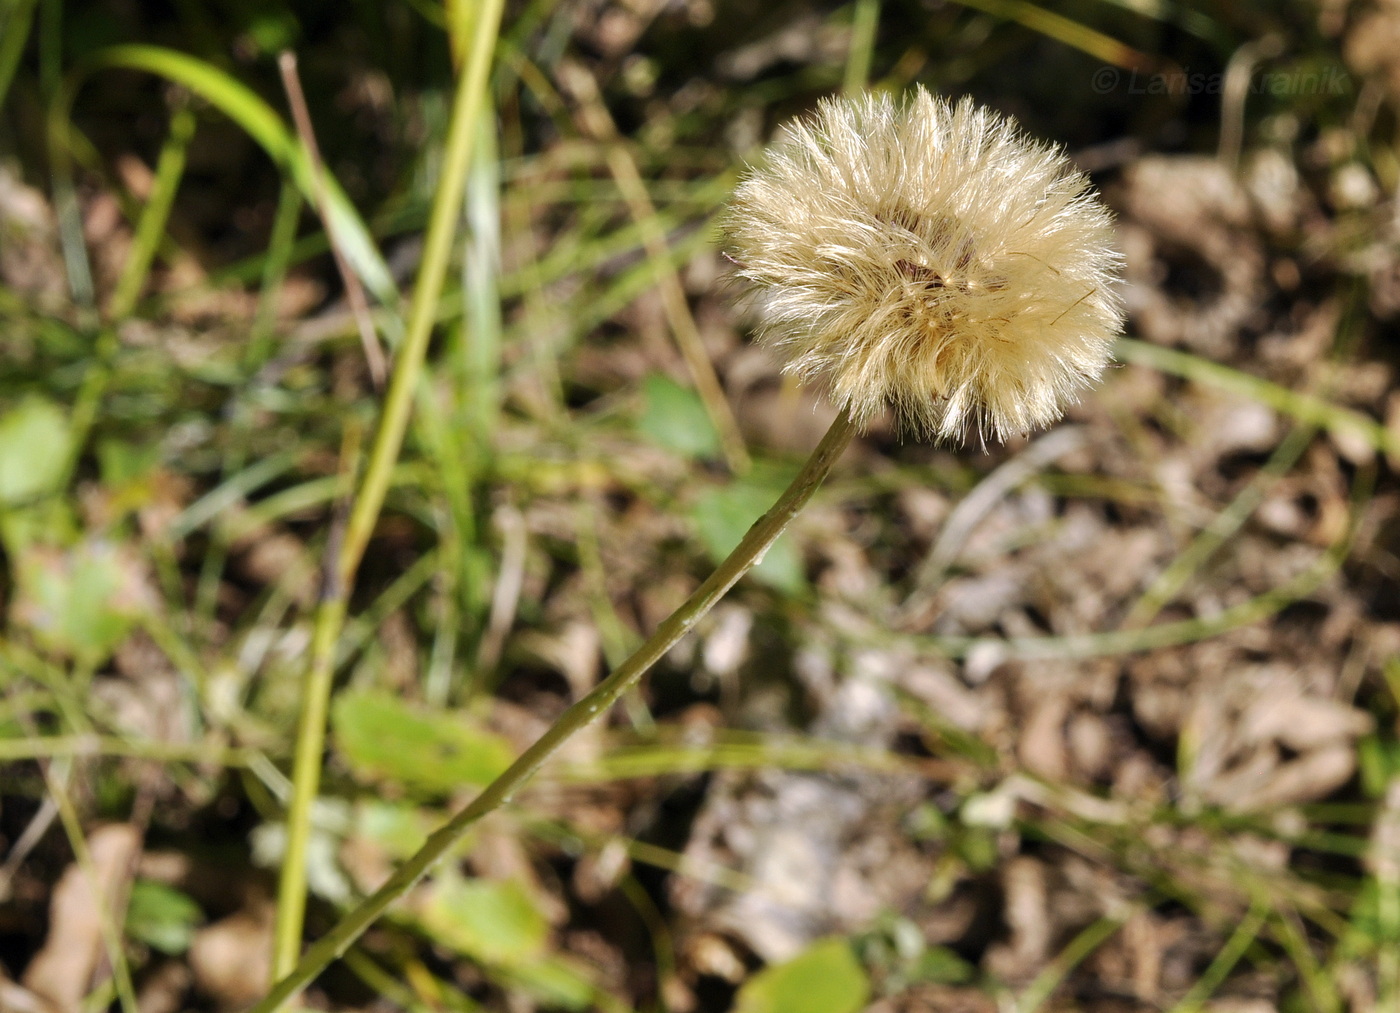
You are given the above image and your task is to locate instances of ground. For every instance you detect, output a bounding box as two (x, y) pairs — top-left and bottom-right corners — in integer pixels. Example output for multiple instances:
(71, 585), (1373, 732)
(4, 1), (1400, 1012)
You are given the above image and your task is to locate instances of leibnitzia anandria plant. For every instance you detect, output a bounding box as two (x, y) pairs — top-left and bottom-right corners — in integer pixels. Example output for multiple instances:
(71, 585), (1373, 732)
(728, 86), (1124, 444)
(253, 87), (1124, 1010)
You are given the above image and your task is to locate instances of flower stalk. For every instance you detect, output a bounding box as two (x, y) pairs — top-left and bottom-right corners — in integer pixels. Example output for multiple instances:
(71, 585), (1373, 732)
(259, 84), (1125, 1010)
(248, 409), (857, 1012)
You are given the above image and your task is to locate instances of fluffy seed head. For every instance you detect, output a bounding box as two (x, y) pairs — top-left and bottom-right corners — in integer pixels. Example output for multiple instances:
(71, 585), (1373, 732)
(724, 87), (1125, 444)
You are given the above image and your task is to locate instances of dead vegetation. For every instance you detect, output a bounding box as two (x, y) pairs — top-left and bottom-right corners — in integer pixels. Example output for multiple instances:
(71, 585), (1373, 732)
(6, 1), (1400, 1011)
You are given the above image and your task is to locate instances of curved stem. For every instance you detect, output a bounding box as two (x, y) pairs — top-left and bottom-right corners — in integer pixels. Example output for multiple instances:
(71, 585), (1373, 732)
(248, 410), (857, 1012)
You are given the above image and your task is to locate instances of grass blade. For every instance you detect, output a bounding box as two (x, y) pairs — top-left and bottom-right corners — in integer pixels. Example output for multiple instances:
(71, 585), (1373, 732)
(270, 0), (508, 992)
(71, 44), (400, 319)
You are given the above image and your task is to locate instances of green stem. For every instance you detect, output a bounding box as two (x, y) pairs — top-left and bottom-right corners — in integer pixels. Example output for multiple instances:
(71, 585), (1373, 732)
(270, 0), (506, 986)
(843, 0), (880, 94)
(1170, 898), (1267, 1012)
(249, 410), (857, 1012)
(109, 104), (196, 319)
(271, 594), (346, 975)
(61, 103), (195, 487)
(336, 3), (502, 585)
(0, 0), (38, 109)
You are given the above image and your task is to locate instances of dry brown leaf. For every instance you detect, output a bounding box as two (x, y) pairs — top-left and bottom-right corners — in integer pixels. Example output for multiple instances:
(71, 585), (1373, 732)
(20, 824), (141, 1013)
(188, 903), (273, 1010)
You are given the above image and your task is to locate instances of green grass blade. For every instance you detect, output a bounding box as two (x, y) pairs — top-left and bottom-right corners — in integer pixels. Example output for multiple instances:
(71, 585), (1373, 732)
(248, 179), (306, 369)
(950, 0), (1157, 69)
(1170, 900), (1267, 1011)
(1016, 915), (1127, 1013)
(0, 0), (38, 108)
(1121, 421), (1315, 629)
(1087, 0), (1231, 51)
(843, 0), (880, 94)
(164, 451), (301, 543)
(269, 0), (507, 992)
(62, 104), (197, 485)
(1116, 337), (1399, 457)
(107, 104), (196, 319)
(907, 528), (1351, 660)
(72, 44), (400, 319)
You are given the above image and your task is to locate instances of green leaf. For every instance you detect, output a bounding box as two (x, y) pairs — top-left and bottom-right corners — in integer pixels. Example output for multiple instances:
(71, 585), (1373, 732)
(9, 540), (151, 665)
(125, 880), (202, 955)
(97, 438), (161, 489)
(692, 471), (806, 594)
(1357, 733), (1400, 799)
(333, 689), (514, 798)
(0, 397), (71, 506)
(638, 373), (720, 459)
(352, 799), (434, 859)
(0, 498), (78, 558)
(913, 946), (975, 985)
(243, 10), (300, 54)
(495, 954), (599, 1011)
(733, 938), (870, 1013)
(419, 876), (549, 966)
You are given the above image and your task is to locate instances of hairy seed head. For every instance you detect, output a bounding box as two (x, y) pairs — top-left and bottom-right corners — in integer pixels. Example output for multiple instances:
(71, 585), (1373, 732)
(724, 87), (1125, 445)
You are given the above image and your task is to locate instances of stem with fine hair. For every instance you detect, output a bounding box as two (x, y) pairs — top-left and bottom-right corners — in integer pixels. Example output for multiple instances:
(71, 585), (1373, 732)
(247, 409), (857, 1013)
(270, 0), (506, 985)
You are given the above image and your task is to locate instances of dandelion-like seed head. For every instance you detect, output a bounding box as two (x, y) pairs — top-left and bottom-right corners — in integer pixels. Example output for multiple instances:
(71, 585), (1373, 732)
(724, 87), (1125, 445)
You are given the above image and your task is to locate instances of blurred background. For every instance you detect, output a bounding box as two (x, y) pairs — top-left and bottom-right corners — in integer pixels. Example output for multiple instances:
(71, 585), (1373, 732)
(3, 1), (1400, 1011)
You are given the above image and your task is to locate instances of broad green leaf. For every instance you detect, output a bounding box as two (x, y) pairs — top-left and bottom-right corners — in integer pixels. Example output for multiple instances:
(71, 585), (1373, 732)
(733, 938), (869, 1013)
(0, 397), (71, 506)
(0, 499), (78, 558)
(10, 540), (151, 665)
(333, 689), (513, 797)
(496, 954), (599, 1011)
(97, 438), (161, 488)
(638, 373), (721, 459)
(125, 880), (202, 955)
(913, 946), (975, 985)
(692, 472), (805, 594)
(418, 876), (599, 1008)
(352, 799), (434, 859)
(419, 876), (548, 966)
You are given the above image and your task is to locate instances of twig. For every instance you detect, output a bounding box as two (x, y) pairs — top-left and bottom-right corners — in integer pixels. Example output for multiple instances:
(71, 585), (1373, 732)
(277, 50), (387, 390)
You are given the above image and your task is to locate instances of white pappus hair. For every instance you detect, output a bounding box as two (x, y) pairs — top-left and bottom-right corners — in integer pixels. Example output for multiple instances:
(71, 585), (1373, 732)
(724, 87), (1125, 445)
